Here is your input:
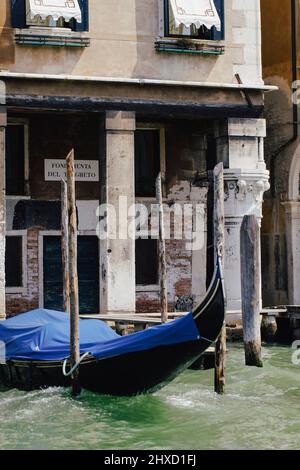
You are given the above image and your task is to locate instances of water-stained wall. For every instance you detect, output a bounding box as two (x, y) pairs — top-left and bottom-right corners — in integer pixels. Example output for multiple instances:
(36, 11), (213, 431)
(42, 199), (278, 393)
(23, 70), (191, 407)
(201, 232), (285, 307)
(0, 0), (263, 86)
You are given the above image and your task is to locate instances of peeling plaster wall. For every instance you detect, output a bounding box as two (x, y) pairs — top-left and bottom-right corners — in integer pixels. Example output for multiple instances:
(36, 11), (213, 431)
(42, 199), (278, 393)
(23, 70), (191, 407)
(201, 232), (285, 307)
(136, 181), (208, 313)
(6, 227), (39, 317)
(136, 124), (209, 313)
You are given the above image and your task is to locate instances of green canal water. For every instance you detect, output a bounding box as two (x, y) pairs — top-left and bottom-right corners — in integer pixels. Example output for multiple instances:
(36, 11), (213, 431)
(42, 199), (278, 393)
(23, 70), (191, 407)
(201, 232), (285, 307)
(0, 344), (299, 450)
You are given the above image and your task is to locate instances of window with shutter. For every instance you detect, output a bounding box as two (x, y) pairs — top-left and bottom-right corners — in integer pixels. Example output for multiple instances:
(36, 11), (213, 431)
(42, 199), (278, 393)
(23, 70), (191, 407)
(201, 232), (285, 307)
(164, 0), (224, 40)
(11, 0), (89, 32)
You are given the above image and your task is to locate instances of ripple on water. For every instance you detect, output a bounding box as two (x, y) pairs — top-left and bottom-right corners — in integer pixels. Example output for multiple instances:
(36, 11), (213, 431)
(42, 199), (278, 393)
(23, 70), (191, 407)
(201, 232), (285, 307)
(0, 344), (299, 450)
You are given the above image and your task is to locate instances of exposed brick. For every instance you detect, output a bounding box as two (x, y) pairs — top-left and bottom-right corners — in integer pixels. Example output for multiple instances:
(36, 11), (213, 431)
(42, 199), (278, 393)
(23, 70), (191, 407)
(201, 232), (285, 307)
(6, 227), (40, 318)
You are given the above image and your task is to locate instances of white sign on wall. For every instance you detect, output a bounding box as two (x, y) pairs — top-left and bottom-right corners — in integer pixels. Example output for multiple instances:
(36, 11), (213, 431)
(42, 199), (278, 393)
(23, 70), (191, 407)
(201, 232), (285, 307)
(45, 159), (99, 182)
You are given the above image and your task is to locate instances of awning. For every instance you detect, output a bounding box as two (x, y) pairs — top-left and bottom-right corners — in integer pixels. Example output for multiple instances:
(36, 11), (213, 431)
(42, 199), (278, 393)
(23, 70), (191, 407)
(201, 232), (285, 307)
(169, 0), (221, 31)
(26, 0), (82, 23)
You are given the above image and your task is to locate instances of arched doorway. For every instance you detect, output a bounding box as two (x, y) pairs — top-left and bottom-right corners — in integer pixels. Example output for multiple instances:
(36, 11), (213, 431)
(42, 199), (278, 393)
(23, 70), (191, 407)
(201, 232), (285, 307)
(284, 148), (300, 304)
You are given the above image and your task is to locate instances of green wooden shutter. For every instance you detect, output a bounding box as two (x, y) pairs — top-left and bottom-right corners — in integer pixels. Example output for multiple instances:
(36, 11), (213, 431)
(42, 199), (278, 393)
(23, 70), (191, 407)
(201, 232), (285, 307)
(211, 0), (224, 40)
(72, 0), (89, 32)
(44, 236), (99, 314)
(11, 0), (27, 29)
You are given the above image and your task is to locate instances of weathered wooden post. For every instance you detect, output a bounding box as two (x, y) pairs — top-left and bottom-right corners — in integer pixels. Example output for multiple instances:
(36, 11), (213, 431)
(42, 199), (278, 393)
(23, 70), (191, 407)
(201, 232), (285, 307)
(61, 179), (70, 314)
(213, 163), (226, 394)
(66, 149), (81, 396)
(0, 108), (6, 320)
(156, 173), (168, 324)
(240, 215), (263, 367)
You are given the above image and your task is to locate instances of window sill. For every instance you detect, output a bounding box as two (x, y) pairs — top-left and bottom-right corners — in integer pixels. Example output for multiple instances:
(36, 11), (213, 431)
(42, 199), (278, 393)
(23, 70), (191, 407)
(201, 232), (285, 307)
(15, 28), (90, 47)
(6, 287), (26, 294)
(136, 285), (159, 293)
(6, 195), (31, 200)
(155, 38), (224, 55)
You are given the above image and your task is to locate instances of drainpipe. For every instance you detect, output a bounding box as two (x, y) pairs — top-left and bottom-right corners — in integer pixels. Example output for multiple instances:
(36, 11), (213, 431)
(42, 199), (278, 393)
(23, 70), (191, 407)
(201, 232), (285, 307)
(270, 0), (298, 197)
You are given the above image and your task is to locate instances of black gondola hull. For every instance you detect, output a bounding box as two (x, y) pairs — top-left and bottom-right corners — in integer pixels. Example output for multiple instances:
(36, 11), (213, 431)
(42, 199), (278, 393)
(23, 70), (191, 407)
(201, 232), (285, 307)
(0, 338), (210, 396)
(0, 260), (225, 396)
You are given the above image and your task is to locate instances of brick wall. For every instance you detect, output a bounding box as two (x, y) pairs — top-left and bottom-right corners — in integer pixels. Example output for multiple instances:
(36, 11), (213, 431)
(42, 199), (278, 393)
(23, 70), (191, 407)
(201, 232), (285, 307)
(136, 125), (209, 314)
(6, 227), (40, 317)
(5, 121), (210, 317)
(136, 181), (208, 313)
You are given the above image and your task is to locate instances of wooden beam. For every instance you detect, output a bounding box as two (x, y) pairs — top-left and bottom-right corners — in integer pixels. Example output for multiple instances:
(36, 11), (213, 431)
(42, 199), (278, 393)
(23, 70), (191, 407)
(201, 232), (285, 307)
(61, 179), (70, 314)
(213, 163), (226, 395)
(240, 215), (263, 367)
(5, 95), (264, 119)
(156, 173), (168, 324)
(235, 73), (253, 108)
(66, 149), (81, 396)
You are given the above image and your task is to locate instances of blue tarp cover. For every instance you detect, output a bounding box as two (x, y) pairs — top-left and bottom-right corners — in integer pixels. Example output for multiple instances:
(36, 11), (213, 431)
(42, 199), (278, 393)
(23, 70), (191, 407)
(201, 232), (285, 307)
(0, 309), (200, 361)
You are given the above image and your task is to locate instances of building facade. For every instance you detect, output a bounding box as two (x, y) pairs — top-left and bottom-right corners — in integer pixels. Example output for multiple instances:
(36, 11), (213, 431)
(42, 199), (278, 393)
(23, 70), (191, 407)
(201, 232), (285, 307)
(261, 0), (300, 308)
(0, 0), (272, 319)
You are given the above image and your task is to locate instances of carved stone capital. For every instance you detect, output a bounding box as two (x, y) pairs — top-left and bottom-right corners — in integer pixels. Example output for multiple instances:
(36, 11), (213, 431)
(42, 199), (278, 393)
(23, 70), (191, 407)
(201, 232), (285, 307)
(253, 180), (271, 202)
(225, 177), (270, 203)
(223, 171), (270, 219)
(236, 179), (247, 201)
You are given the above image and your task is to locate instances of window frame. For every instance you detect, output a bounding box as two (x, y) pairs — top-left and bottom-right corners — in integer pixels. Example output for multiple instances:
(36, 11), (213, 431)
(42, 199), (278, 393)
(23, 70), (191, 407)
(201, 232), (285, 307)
(6, 119), (29, 198)
(135, 237), (159, 289)
(38, 230), (100, 312)
(135, 124), (166, 201)
(163, 0), (225, 41)
(11, 0), (89, 32)
(135, 124), (166, 289)
(5, 230), (27, 294)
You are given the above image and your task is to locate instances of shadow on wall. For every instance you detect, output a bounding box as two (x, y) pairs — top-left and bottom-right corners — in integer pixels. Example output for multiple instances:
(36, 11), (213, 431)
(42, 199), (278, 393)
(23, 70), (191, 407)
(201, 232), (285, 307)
(264, 75), (296, 194)
(132, 0), (220, 81)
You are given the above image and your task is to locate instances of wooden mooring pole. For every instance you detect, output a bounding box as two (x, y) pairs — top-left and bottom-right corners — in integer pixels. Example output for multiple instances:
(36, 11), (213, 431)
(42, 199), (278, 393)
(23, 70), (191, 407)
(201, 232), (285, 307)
(66, 149), (81, 396)
(156, 173), (168, 324)
(240, 215), (263, 367)
(61, 179), (70, 314)
(213, 163), (226, 395)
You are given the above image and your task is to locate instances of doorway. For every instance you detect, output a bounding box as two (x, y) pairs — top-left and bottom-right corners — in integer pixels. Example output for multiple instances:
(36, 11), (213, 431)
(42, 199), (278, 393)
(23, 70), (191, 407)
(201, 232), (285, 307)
(43, 235), (100, 314)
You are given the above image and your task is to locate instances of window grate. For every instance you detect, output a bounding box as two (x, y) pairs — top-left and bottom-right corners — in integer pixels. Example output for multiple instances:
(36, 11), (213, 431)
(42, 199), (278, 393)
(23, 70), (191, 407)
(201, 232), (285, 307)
(15, 33), (90, 47)
(155, 39), (224, 55)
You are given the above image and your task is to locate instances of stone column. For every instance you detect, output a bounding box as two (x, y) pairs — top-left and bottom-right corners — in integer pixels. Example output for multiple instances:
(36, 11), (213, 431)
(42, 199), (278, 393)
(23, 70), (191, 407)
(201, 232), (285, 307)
(0, 107), (6, 319)
(283, 202), (300, 305)
(100, 111), (136, 314)
(215, 118), (269, 313)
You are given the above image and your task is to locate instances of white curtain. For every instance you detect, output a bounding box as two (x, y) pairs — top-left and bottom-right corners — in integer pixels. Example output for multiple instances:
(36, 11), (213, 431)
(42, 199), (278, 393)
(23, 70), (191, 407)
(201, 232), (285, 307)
(169, 0), (221, 31)
(26, 0), (82, 23)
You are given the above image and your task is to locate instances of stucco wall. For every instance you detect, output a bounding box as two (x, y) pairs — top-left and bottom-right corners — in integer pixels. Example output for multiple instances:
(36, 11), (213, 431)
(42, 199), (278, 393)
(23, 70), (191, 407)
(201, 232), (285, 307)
(0, 0), (263, 85)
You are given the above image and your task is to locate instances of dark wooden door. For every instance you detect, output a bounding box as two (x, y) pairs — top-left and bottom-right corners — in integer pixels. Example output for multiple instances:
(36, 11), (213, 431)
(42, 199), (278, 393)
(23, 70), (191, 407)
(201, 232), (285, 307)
(43, 236), (99, 314)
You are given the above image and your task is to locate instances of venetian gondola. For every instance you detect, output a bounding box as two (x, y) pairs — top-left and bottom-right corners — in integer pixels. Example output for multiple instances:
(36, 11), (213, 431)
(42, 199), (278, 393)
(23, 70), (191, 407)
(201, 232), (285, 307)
(0, 258), (225, 396)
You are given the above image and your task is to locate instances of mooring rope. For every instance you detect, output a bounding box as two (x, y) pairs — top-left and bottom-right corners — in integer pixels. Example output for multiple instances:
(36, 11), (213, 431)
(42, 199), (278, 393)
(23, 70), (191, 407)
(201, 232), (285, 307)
(62, 352), (90, 377)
